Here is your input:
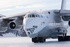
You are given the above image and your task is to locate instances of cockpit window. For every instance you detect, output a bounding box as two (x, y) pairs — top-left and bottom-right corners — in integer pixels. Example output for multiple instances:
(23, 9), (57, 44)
(28, 14), (31, 17)
(28, 14), (37, 18)
(25, 13), (43, 18)
(32, 14), (35, 17)
(30, 15), (32, 17)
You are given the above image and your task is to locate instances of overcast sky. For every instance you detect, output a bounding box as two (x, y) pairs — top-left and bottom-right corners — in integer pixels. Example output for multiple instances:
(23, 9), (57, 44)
(0, 0), (70, 16)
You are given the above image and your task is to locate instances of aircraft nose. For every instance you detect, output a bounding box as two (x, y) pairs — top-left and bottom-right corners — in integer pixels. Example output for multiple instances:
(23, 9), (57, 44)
(23, 15), (39, 36)
(24, 25), (38, 34)
(23, 19), (38, 35)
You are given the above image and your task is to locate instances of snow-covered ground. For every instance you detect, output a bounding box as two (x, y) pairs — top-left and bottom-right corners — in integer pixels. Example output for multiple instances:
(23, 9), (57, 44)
(0, 27), (70, 47)
(0, 37), (69, 47)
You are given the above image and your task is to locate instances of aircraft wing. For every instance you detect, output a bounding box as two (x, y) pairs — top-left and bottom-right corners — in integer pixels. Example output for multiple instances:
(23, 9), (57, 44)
(54, 10), (70, 21)
(0, 13), (26, 27)
(0, 12), (27, 20)
(0, 12), (27, 35)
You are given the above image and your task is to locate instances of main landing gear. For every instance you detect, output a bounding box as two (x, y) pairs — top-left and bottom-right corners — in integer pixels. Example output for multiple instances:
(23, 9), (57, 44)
(32, 34), (70, 43)
(32, 37), (46, 43)
(58, 36), (70, 41)
(58, 33), (70, 41)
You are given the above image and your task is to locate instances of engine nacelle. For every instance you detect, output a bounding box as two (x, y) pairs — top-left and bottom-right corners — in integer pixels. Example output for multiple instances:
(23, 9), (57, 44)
(9, 22), (16, 29)
(9, 19), (22, 29)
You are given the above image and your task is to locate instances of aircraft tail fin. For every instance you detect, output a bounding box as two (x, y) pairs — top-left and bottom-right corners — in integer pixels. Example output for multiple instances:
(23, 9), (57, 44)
(61, 0), (66, 10)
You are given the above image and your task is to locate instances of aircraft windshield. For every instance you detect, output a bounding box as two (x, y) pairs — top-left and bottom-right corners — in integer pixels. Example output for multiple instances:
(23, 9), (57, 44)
(28, 14), (40, 18)
(32, 14), (35, 17)
(24, 13), (43, 18)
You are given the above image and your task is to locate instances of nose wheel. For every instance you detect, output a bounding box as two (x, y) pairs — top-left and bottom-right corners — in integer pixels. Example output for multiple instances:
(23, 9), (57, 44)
(32, 37), (46, 43)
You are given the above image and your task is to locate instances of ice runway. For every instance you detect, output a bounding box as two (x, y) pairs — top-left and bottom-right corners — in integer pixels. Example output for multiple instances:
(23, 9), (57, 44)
(0, 37), (70, 47)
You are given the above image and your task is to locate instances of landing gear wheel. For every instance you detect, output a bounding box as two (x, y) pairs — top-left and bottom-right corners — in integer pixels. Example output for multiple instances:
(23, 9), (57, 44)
(32, 37), (46, 43)
(58, 36), (70, 41)
(32, 37), (38, 43)
(38, 37), (45, 43)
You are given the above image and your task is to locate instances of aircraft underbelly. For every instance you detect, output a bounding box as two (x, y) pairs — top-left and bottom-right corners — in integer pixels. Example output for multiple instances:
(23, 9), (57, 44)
(38, 26), (65, 38)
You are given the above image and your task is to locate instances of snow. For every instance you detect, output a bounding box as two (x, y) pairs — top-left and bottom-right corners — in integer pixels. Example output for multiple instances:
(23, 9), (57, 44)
(0, 37), (69, 47)
(0, 27), (69, 47)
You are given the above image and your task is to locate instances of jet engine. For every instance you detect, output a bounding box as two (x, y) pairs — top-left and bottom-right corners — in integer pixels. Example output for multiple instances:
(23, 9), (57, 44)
(9, 21), (16, 29)
(9, 19), (22, 30)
